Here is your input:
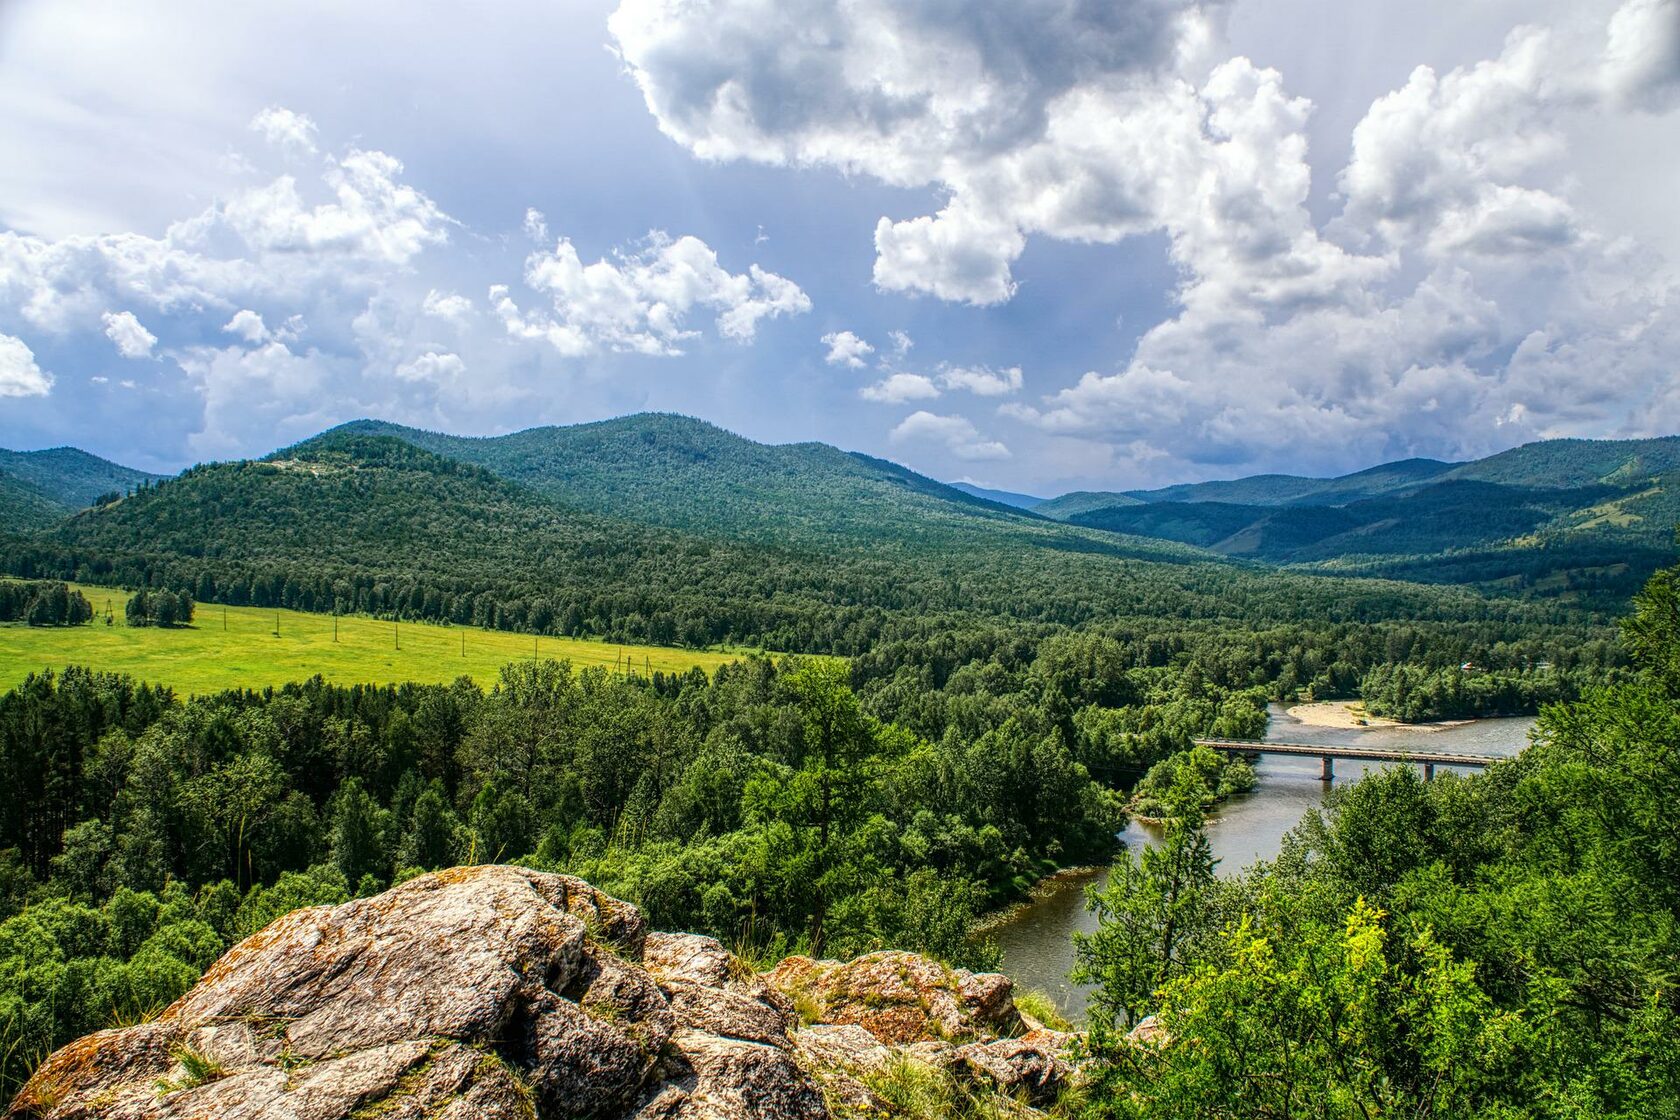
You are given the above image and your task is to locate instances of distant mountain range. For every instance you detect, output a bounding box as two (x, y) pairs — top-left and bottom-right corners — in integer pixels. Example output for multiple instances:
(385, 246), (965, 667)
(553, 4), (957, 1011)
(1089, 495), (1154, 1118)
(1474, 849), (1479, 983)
(2, 418), (1675, 610)
(1019, 437), (1680, 595)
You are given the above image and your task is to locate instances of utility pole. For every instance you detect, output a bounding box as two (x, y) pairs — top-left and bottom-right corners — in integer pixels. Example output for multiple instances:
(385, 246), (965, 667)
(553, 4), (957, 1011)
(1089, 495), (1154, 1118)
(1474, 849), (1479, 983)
(394, 618), (400, 651)
(274, 610), (280, 637)
(461, 632), (465, 657)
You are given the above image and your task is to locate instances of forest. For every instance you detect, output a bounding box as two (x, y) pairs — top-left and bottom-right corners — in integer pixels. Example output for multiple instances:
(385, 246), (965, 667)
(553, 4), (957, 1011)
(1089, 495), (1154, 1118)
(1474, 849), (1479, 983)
(0, 576), (1662, 1110)
(1068, 561), (1680, 1117)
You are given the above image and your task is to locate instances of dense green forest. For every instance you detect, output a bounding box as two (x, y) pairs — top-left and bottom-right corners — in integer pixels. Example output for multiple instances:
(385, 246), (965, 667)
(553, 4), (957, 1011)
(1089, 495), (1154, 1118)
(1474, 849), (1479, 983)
(1068, 563), (1680, 1117)
(0, 448), (161, 535)
(0, 596), (1648, 1102)
(3, 432), (1593, 658)
(0, 581), (92, 627)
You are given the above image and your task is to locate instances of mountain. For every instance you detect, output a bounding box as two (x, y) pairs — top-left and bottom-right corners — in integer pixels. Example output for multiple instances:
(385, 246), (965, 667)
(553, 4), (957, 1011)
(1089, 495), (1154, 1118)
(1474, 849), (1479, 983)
(0, 447), (163, 508)
(7, 426), (1518, 653)
(325, 415), (1053, 549)
(1045, 437), (1680, 604)
(1033, 490), (1145, 520)
(0, 471), (67, 533)
(0, 447), (164, 533)
(947, 481), (1045, 510)
(1127, 458), (1459, 508)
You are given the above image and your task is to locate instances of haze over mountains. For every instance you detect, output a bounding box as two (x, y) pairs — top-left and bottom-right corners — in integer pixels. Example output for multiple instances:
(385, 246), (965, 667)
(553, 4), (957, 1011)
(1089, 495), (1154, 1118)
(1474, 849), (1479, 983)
(1, 414), (1675, 614)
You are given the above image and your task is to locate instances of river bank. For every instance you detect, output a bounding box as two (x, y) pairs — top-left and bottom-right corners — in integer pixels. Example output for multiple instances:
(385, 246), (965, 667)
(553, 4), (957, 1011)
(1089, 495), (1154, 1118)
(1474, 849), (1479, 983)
(985, 704), (1538, 1020)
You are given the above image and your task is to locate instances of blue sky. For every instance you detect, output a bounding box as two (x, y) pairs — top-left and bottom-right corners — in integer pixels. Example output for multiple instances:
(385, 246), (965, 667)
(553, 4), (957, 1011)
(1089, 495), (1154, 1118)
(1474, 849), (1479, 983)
(1, 0), (1677, 493)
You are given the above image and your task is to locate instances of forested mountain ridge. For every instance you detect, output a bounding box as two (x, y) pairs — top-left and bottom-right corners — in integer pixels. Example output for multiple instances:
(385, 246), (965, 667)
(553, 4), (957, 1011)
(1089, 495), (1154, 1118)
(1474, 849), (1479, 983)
(2, 430), (1562, 656)
(0, 447), (163, 533)
(1036, 436), (1680, 604)
(324, 414), (1054, 547)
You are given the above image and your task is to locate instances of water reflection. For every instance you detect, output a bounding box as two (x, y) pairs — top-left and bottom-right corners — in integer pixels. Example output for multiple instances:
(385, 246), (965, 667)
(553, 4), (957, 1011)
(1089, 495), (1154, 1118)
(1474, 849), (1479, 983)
(984, 704), (1536, 1020)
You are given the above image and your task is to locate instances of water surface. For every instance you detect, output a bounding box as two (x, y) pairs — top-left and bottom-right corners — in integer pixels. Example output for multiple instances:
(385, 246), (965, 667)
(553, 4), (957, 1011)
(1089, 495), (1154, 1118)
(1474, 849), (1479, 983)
(986, 704), (1536, 1019)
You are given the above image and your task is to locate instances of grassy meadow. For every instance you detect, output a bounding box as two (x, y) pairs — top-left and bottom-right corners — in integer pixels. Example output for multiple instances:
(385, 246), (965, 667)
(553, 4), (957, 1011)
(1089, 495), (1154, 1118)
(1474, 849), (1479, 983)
(0, 583), (749, 694)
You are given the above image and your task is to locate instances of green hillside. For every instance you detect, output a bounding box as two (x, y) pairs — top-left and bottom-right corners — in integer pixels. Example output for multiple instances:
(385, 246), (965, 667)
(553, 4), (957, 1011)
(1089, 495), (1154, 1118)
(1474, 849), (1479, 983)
(0, 471), (68, 534)
(329, 414), (1048, 548)
(1442, 436), (1680, 488)
(2, 428), (1550, 656)
(1057, 446), (1680, 605)
(0, 446), (163, 509)
(1033, 490), (1146, 519)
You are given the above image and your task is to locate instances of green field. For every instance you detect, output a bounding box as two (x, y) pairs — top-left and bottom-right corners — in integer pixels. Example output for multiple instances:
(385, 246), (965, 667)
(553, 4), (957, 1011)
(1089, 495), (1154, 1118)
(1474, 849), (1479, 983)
(0, 584), (749, 694)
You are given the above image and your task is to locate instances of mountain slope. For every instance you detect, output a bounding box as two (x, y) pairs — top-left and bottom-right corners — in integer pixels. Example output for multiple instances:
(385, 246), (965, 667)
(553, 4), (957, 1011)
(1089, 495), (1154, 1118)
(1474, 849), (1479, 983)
(326, 415), (1054, 549)
(0, 447), (163, 509)
(0, 471), (67, 533)
(1051, 439), (1680, 605)
(948, 481), (1045, 509)
(6, 429), (1533, 653)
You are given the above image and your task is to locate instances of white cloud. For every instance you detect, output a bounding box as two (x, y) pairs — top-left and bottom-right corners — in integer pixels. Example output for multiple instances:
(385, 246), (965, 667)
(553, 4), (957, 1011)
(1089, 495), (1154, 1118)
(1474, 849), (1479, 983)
(422, 289), (474, 322)
(861, 372), (941, 403)
(249, 106), (319, 155)
(523, 208), (550, 243)
(222, 309), (270, 343)
(175, 339), (336, 459)
(939, 364), (1022, 396)
(612, 0), (1680, 478)
(394, 350), (466, 382)
(101, 310), (157, 358)
(0, 333), (52, 397)
(500, 230), (811, 356)
(821, 329), (875, 367)
(1602, 0), (1680, 111)
(890, 410), (1010, 460)
(209, 148), (451, 266)
(889, 329), (914, 356)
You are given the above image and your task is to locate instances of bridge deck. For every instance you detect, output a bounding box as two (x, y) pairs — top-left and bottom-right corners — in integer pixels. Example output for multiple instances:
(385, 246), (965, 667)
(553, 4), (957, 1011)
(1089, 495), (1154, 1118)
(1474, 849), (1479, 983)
(1194, 738), (1503, 767)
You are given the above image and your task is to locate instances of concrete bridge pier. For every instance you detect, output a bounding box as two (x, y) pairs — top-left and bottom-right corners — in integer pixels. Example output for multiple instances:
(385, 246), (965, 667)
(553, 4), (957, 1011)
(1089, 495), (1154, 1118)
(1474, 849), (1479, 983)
(1320, 754), (1334, 782)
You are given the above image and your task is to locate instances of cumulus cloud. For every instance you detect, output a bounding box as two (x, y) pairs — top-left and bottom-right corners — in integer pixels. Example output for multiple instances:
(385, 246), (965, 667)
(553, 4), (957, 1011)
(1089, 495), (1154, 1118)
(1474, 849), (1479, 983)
(939, 364), (1022, 396)
(209, 148), (451, 265)
(394, 351), (466, 382)
(612, 0), (1680, 478)
(861, 372), (941, 403)
(822, 329), (875, 367)
(101, 310), (156, 358)
(249, 107), (319, 155)
(422, 289), (474, 322)
(0, 333), (52, 397)
(222, 310), (270, 343)
(498, 230), (810, 356)
(890, 410), (1010, 460)
(1601, 0), (1680, 111)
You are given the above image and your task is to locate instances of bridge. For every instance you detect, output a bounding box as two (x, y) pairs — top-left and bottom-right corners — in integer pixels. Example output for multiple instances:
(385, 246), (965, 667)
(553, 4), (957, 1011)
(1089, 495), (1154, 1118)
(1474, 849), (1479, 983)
(1193, 738), (1505, 782)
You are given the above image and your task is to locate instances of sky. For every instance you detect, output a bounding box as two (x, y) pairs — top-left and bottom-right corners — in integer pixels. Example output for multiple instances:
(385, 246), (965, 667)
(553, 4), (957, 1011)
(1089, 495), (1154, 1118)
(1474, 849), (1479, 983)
(1, 0), (1677, 494)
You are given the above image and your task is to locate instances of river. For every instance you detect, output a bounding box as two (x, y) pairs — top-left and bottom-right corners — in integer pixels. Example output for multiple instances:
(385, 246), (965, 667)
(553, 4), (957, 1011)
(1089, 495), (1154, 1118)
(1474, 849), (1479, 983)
(983, 703), (1537, 1019)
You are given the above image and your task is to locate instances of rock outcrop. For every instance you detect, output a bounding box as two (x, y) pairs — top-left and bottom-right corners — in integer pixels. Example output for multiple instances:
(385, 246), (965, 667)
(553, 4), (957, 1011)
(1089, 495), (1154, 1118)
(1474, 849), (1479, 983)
(8, 867), (1078, 1120)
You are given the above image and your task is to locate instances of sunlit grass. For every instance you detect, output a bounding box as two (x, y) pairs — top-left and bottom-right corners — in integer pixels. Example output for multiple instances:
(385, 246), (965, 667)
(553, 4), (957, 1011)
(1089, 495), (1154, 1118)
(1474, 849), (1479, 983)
(0, 581), (750, 695)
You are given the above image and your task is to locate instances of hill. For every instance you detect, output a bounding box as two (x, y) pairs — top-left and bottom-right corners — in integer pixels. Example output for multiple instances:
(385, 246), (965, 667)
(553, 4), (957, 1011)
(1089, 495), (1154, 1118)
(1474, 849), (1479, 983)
(1124, 458), (1457, 508)
(0, 446), (164, 532)
(1046, 437), (1680, 604)
(327, 414), (1043, 548)
(2, 428), (1534, 654)
(0, 446), (162, 508)
(948, 481), (1045, 509)
(0, 471), (67, 534)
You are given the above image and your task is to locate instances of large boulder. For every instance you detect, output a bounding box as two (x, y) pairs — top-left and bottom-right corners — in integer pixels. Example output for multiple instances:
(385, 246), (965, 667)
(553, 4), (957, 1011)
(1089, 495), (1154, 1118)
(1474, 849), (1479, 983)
(9, 868), (1077, 1120)
(766, 951), (1020, 1045)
